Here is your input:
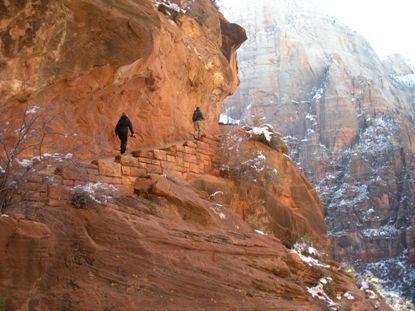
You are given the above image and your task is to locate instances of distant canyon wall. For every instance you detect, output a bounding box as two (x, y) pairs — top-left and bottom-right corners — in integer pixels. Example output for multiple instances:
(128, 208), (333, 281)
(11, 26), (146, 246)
(221, 0), (415, 267)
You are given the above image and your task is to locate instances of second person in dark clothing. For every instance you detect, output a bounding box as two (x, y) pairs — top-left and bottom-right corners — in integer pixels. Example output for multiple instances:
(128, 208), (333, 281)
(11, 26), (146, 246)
(115, 112), (135, 154)
(192, 107), (204, 140)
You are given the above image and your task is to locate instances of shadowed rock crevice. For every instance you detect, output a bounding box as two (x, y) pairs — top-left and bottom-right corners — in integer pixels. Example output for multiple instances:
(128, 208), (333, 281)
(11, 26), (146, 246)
(0, 0), (245, 160)
(220, 19), (247, 61)
(0, 0), (399, 309)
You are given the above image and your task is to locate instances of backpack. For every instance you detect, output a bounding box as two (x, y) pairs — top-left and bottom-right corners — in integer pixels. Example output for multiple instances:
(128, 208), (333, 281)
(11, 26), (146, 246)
(192, 110), (202, 122)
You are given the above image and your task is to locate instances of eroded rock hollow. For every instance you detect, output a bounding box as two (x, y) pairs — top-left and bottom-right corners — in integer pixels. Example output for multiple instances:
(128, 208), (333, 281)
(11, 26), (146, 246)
(0, 0), (246, 158)
(0, 0), (396, 310)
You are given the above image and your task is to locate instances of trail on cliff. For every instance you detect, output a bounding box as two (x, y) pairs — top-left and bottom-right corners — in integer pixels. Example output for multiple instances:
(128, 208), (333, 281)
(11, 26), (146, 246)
(0, 129), (392, 310)
(0, 0), (401, 309)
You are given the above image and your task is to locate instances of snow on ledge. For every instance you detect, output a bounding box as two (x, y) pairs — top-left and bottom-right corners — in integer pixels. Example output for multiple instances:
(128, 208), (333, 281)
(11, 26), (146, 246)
(343, 291), (355, 300)
(307, 277), (337, 309)
(71, 182), (117, 205)
(250, 126), (273, 142)
(290, 242), (330, 268)
(219, 113), (241, 125)
(25, 105), (40, 115)
(390, 73), (415, 88)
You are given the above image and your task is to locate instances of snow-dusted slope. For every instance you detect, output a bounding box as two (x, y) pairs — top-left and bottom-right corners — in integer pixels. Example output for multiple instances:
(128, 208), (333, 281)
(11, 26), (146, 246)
(220, 0), (415, 303)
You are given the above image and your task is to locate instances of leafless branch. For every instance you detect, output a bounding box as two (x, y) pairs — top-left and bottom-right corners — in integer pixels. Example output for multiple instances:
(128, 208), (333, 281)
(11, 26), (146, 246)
(0, 104), (68, 212)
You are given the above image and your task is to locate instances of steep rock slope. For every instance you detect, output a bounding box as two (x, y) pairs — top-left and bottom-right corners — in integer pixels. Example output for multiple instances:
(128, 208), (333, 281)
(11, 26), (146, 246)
(221, 0), (415, 300)
(0, 0), (245, 158)
(0, 131), (389, 310)
(0, 0), (395, 309)
(213, 126), (327, 248)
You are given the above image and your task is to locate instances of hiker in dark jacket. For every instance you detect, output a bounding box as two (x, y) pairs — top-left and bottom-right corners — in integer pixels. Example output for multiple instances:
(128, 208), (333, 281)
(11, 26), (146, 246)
(192, 107), (205, 140)
(115, 113), (135, 154)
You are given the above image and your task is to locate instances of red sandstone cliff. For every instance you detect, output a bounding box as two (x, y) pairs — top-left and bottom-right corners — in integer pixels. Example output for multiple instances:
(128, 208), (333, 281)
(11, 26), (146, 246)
(0, 0), (245, 157)
(0, 0), (392, 310)
(221, 0), (415, 300)
(0, 131), (390, 310)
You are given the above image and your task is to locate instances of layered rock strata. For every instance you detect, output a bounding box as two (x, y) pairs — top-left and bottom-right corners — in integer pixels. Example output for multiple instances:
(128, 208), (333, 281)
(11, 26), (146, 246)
(0, 0), (395, 309)
(221, 0), (415, 300)
(0, 0), (246, 158)
(214, 126), (327, 248)
(0, 132), (389, 310)
(9, 132), (328, 249)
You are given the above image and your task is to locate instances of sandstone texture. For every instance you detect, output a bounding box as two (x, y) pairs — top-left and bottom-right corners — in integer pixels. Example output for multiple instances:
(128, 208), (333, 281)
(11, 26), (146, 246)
(0, 0), (246, 158)
(221, 0), (415, 300)
(212, 126), (328, 249)
(0, 0), (396, 309)
(0, 133), (390, 310)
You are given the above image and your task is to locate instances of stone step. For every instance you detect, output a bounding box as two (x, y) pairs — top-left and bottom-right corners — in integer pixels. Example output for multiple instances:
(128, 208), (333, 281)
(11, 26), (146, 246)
(19, 136), (223, 209)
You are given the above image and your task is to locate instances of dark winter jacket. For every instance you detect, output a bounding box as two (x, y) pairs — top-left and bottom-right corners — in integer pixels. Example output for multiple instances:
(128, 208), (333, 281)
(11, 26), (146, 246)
(115, 116), (134, 136)
(192, 108), (204, 122)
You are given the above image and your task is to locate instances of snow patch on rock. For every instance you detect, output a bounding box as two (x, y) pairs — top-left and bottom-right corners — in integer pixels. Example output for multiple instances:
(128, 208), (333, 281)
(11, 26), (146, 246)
(25, 105), (40, 115)
(219, 114), (241, 125)
(249, 126), (274, 142)
(390, 73), (415, 88)
(291, 241), (330, 268)
(71, 182), (117, 205)
(307, 278), (338, 309)
(361, 224), (398, 238)
(152, 0), (195, 14)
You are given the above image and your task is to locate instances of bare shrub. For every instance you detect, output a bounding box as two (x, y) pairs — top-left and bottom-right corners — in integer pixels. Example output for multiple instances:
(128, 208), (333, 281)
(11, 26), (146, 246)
(71, 192), (89, 209)
(70, 182), (117, 209)
(0, 104), (69, 212)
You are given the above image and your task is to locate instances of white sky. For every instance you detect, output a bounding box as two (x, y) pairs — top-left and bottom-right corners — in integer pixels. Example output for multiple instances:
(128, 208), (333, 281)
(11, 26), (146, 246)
(313, 0), (415, 61)
(220, 0), (415, 62)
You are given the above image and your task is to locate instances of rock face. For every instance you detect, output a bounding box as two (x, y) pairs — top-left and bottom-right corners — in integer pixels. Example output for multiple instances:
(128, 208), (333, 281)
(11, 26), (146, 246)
(221, 0), (415, 300)
(0, 0), (396, 309)
(214, 126), (328, 249)
(0, 132), (389, 310)
(0, 217), (51, 309)
(0, 0), (246, 158)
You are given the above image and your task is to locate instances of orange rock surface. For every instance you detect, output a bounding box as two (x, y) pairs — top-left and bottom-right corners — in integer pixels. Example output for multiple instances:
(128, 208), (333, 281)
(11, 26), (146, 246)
(0, 0), (246, 158)
(0, 156), (390, 310)
(0, 0), (393, 310)
(188, 127), (328, 249)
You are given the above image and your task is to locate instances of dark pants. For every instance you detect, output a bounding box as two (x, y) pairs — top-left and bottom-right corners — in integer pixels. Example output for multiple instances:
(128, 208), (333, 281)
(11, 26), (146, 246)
(117, 132), (128, 154)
